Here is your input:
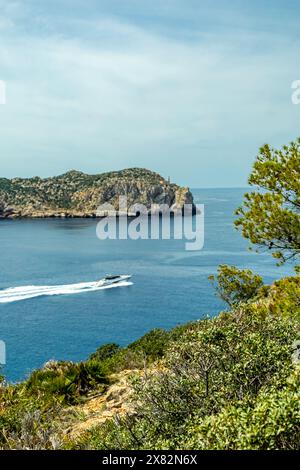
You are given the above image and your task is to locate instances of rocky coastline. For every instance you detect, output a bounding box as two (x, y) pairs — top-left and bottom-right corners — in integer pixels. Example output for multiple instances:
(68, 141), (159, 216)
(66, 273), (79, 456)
(0, 168), (195, 219)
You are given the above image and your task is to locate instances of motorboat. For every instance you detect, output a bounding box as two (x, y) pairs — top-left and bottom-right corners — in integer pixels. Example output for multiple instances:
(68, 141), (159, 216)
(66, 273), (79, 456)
(96, 274), (132, 287)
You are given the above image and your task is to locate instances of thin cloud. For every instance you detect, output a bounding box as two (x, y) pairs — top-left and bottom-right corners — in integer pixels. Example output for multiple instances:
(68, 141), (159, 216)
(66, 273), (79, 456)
(0, 1), (299, 186)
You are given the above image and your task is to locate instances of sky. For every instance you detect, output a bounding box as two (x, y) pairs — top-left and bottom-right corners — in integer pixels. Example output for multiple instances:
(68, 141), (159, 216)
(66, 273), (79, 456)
(0, 0), (300, 187)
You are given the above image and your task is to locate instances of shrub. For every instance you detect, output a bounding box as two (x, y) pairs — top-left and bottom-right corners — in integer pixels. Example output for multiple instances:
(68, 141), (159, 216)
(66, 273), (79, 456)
(209, 265), (264, 307)
(97, 329), (171, 375)
(73, 308), (299, 450)
(25, 360), (107, 405)
(1, 409), (62, 450)
(89, 343), (121, 362)
(185, 367), (300, 450)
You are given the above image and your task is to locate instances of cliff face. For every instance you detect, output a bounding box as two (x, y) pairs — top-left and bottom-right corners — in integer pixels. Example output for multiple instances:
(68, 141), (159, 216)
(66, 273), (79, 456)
(0, 168), (195, 218)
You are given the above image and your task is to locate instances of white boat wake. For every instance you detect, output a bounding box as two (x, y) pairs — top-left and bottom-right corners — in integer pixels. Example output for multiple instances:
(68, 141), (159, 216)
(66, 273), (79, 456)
(0, 280), (133, 304)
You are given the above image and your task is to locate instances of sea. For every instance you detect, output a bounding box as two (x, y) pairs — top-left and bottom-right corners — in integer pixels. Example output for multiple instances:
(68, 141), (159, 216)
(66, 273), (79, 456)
(0, 188), (294, 382)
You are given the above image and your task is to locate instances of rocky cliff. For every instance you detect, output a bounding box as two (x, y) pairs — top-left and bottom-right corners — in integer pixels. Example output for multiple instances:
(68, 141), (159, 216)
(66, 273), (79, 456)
(0, 168), (195, 218)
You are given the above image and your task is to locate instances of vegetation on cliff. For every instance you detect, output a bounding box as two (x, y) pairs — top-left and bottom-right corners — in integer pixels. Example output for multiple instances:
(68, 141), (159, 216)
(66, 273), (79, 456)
(0, 274), (299, 450)
(0, 139), (299, 450)
(77, 275), (299, 451)
(0, 168), (194, 218)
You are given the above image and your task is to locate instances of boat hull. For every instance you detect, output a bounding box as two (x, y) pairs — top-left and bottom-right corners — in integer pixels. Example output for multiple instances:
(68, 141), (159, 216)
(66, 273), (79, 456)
(96, 275), (131, 287)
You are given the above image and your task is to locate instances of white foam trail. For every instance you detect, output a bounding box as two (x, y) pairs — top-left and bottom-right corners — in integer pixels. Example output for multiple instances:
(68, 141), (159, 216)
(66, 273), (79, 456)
(0, 280), (133, 304)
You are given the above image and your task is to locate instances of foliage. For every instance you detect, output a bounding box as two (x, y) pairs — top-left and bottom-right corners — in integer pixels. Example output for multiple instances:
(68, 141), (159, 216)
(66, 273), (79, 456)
(1, 276), (300, 450)
(89, 343), (121, 362)
(2, 270), (300, 451)
(73, 298), (300, 450)
(209, 264), (264, 307)
(0, 359), (107, 449)
(252, 276), (300, 320)
(1, 409), (62, 450)
(235, 139), (300, 265)
(185, 367), (300, 450)
(25, 360), (107, 405)
(3, 139), (300, 450)
(94, 328), (183, 375)
(0, 167), (182, 217)
(0, 329), (174, 449)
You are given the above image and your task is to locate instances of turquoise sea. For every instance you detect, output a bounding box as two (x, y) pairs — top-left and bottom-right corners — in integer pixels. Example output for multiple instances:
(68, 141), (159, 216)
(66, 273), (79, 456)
(0, 188), (294, 382)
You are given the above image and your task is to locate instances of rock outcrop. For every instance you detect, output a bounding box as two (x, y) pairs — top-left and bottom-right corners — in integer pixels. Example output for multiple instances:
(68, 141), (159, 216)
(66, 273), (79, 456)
(0, 203), (14, 219)
(0, 168), (195, 218)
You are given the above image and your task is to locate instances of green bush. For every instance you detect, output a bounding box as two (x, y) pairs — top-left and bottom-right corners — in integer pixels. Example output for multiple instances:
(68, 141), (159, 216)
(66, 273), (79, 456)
(185, 367), (300, 450)
(89, 343), (121, 362)
(2, 272), (299, 450)
(25, 360), (107, 405)
(96, 329), (172, 375)
(127, 329), (170, 360)
(73, 306), (299, 450)
(209, 265), (264, 307)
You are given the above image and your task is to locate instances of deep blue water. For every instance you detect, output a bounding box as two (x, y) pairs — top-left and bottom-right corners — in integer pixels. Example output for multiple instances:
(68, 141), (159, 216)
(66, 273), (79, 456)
(0, 188), (294, 382)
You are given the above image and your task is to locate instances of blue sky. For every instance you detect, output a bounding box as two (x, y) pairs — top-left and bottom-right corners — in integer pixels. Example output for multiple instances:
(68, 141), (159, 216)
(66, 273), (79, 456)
(0, 0), (299, 187)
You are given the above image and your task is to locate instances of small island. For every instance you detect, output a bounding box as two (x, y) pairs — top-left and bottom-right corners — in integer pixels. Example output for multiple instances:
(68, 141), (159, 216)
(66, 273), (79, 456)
(0, 168), (195, 219)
